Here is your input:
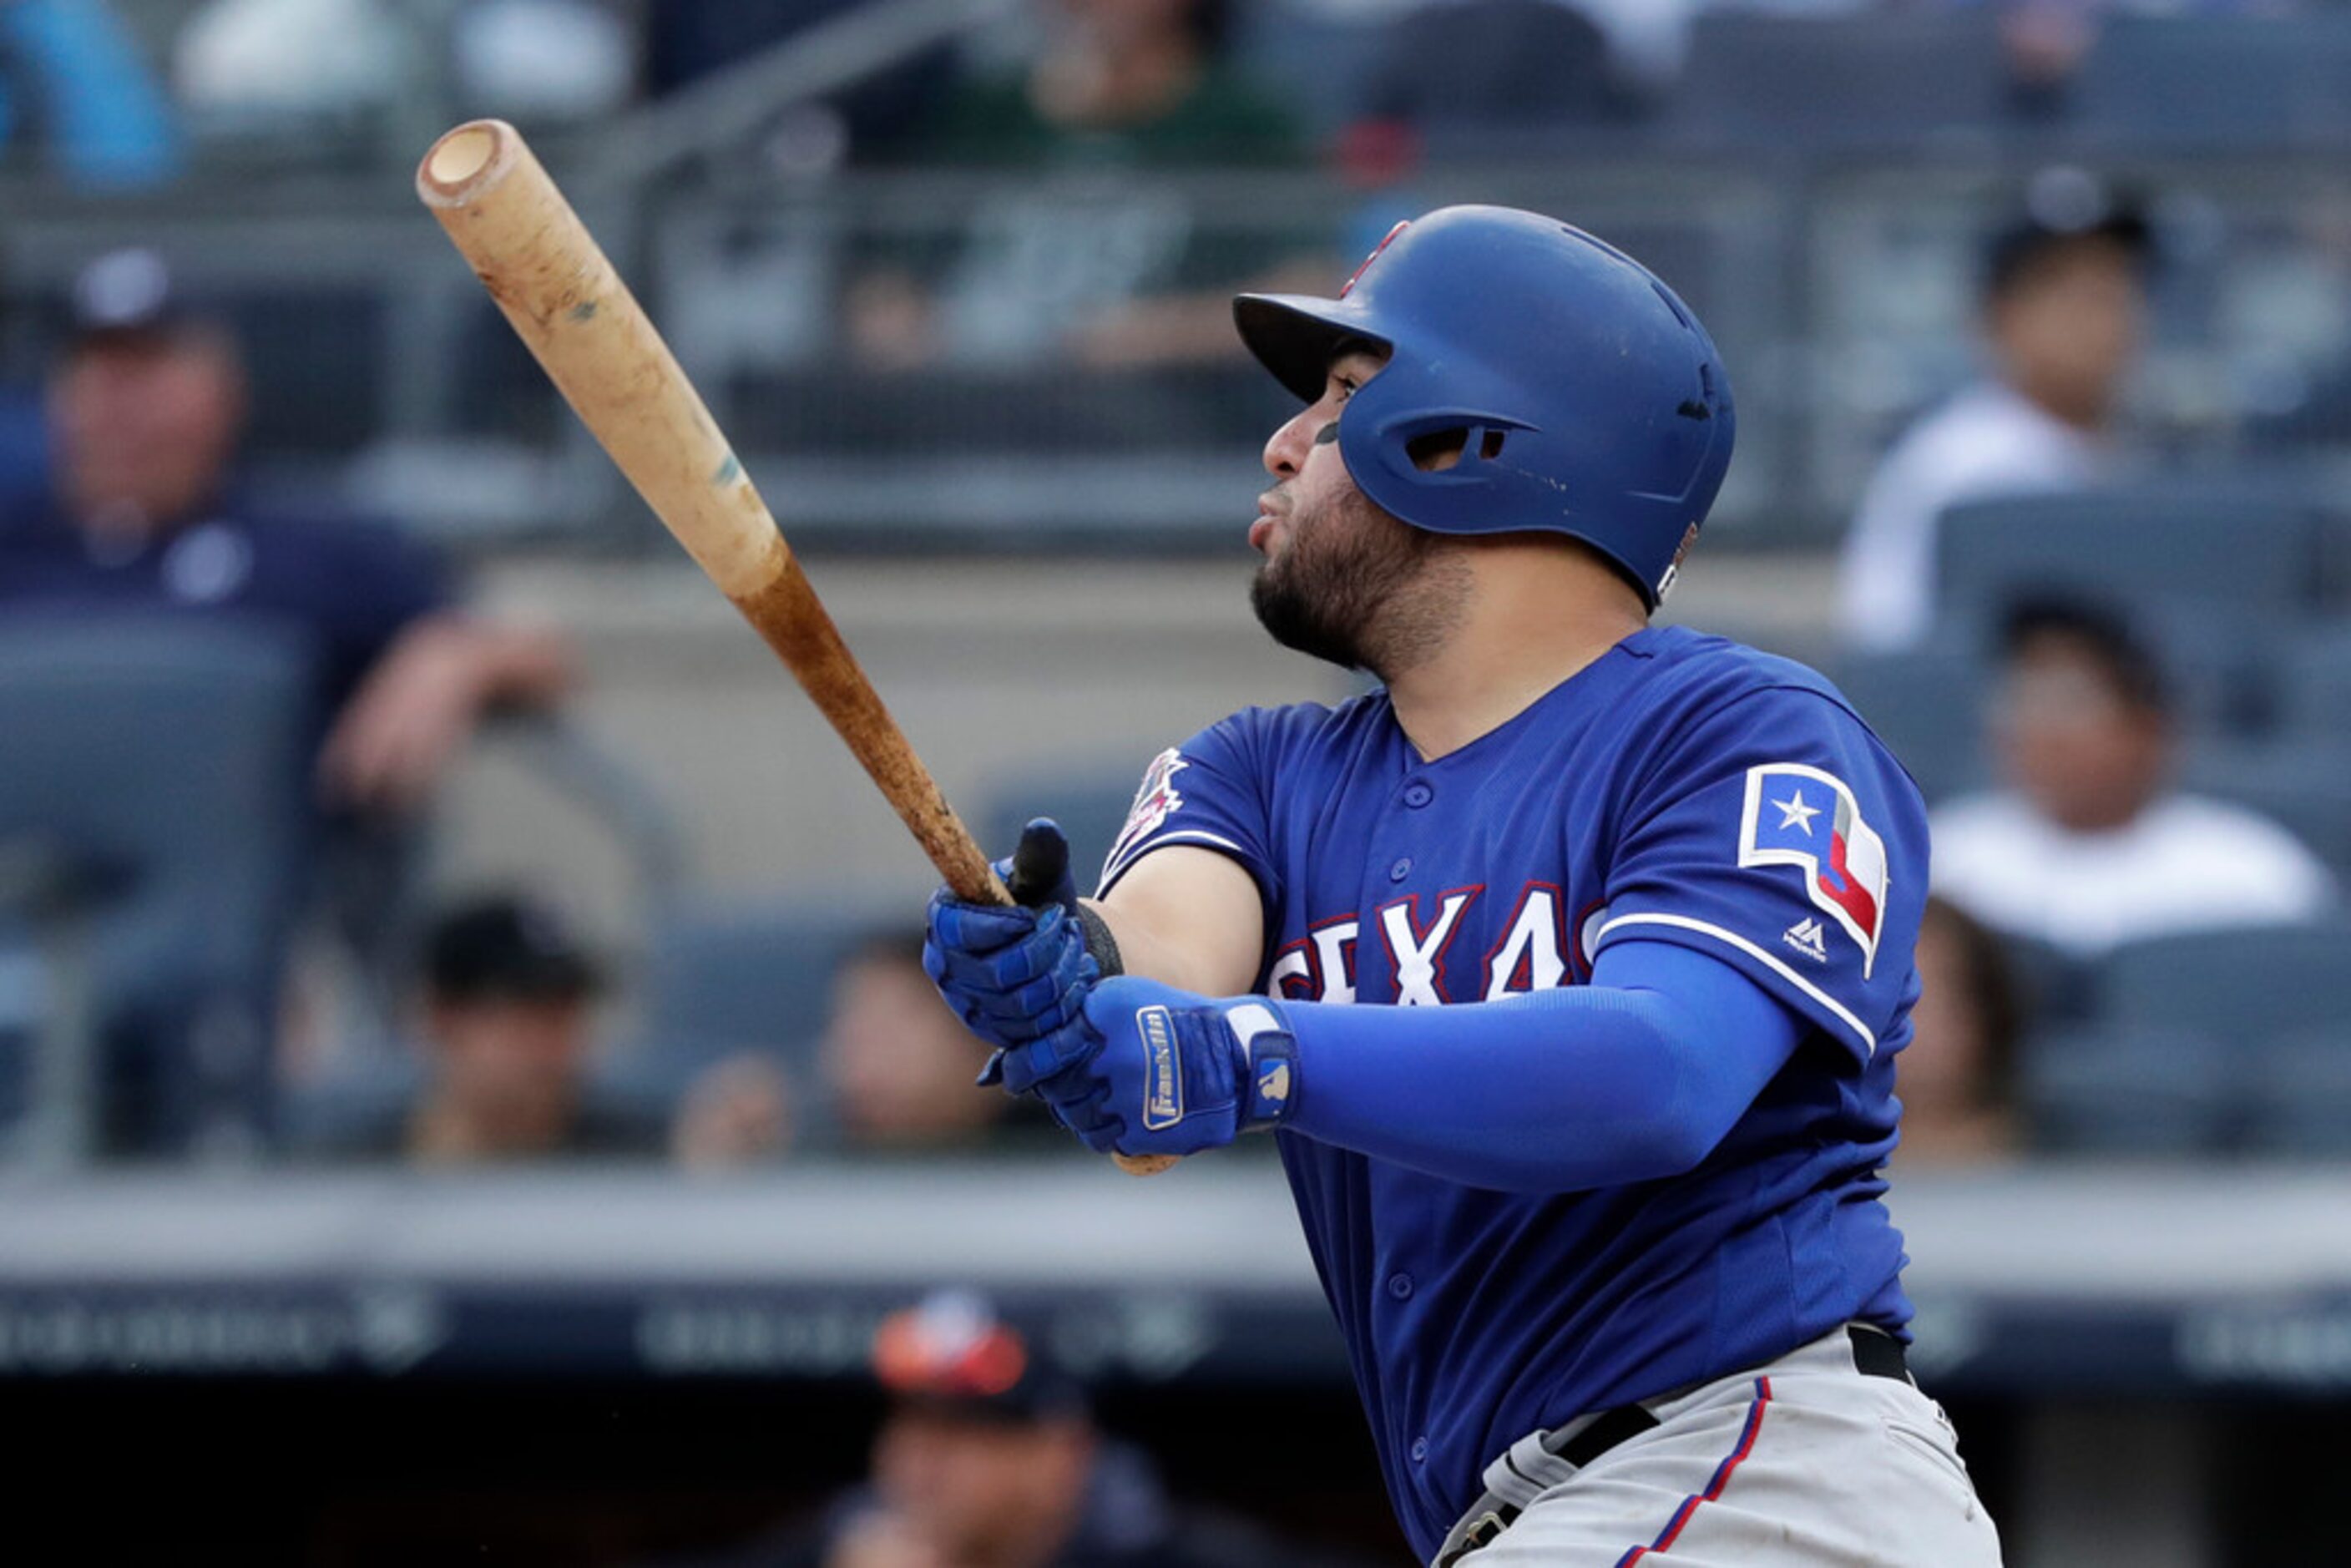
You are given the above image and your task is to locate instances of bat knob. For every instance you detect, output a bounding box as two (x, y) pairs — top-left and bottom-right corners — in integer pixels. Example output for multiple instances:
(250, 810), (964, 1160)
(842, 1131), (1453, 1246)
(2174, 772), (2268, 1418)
(1005, 818), (1074, 910)
(1114, 1153), (1181, 1177)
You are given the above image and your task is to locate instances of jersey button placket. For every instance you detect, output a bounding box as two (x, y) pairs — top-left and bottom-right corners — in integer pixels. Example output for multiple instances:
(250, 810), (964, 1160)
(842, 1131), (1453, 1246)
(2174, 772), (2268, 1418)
(1388, 857), (1412, 883)
(1387, 1272), (1413, 1300)
(1410, 1436), (1429, 1464)
(1403, 781), (1434, 809)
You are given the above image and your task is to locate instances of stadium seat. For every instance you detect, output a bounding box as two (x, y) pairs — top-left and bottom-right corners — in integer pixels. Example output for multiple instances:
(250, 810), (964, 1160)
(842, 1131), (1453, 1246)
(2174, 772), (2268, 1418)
(2067, 16), (2351, 148)
(1230, 1), (1395, 136)
(2096, 923), (2351, 1044)
(2177, 741), (2351, 879)
(1355, 1), (1638, 134)
(1935, 487), (2328, 629)
(2244, 1026), (2351, 1158)
(633, 895), (903, 1073)
(2021, 1024), (2238, 1156)
(1670, 13), (2008, 149)
(2276, 625), (2351, 741)
(1827, 644), (1988, 804)
(2000, 931), (2094, 1030)
(0, 617), (311, 1156)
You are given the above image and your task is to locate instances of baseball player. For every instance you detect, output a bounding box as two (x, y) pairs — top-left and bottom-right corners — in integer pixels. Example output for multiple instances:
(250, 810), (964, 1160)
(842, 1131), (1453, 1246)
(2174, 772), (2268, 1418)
(924, 207), (2002, 1565)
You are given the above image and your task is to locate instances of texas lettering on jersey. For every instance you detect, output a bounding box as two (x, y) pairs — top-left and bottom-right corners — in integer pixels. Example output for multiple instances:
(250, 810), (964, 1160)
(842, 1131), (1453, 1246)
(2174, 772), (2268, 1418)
(1265, 885), (1604, 1005)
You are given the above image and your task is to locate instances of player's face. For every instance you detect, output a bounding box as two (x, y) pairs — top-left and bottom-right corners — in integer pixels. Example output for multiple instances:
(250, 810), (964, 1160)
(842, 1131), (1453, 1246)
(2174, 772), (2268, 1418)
(1251, 348), (1464, 678)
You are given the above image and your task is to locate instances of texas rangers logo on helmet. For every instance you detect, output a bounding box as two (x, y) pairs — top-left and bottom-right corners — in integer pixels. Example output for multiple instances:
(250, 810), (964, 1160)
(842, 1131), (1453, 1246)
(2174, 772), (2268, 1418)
(1738, 763), (1888, 978)
(1339, 220), (1409, 299)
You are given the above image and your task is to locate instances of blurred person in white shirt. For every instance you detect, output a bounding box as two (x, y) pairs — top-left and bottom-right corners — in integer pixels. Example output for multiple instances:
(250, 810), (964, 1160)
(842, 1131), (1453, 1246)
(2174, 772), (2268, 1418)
(1838, 172), (2151, 651)
(1932, 597), (2334, 956)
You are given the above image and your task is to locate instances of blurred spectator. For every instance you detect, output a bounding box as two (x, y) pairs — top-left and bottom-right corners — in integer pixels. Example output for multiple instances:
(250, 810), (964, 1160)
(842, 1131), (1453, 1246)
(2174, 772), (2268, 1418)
(0, 0), (180, 187)
(1837, 170), (2151, 650)
(314, 893), (660, 1162)
(914, 0), (1301, 170)
(1985, 2), (2311, 100)
(670, 1051), (796, 1169)
(846, 0), (1315, 372)
(822, 932), (1027, 1151)
(0, 248), (573, 820)
(674, 932), (1042, 1166)
(1932, 597), (2334, 955)
(645, 0), (952, 162)
(1898, 897), (2026, 1166)
(681, 1289), (1312, 1568)
(453, 0), (637, 122)
(174, 0), (422, 128)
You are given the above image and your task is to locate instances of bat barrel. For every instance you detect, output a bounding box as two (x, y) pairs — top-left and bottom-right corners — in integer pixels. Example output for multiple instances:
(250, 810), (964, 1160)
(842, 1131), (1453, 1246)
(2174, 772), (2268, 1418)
(417, 119), (781, 601)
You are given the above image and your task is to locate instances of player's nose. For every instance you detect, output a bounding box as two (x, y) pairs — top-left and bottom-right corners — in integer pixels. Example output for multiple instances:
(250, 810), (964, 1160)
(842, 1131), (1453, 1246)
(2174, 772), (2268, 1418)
(1262, 406), (1315, 479)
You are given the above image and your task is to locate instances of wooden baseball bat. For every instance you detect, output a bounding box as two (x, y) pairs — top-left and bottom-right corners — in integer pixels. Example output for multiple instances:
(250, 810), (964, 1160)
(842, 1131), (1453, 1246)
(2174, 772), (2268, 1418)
(417, 119), (1176, 1177)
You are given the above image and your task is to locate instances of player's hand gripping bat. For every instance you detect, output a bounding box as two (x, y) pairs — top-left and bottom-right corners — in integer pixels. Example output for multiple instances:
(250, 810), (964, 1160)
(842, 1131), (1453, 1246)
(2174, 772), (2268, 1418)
(417, 120), (1176, 1176)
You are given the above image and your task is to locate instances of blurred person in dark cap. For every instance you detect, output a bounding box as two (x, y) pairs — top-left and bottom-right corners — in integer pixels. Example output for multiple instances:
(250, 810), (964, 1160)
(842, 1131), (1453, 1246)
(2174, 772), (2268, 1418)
(677, 1289), (1331, 1568)
(1838, 169), (2153, 650)
(0, 247), (574, 817)
(311, 893), (660, 1162)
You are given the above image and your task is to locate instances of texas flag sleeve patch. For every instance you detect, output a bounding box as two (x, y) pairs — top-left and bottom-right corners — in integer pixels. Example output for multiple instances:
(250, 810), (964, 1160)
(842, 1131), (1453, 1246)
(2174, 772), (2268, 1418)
(1737, 762), (1889, 979)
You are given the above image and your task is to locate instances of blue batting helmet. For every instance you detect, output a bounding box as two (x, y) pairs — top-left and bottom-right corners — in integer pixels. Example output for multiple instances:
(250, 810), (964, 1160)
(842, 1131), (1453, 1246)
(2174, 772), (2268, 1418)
(1233, 205), (1735, 607)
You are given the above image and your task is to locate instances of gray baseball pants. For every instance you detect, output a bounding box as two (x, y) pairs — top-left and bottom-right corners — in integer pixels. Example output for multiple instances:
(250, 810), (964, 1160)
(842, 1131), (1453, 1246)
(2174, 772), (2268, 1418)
(1432, 1325), (2002, 1566)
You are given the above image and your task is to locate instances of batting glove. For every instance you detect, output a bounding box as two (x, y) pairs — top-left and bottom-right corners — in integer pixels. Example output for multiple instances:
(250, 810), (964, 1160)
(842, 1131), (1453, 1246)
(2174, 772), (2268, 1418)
(924, 818), (1102, 1061)
(1034, 977), (1300, 1159)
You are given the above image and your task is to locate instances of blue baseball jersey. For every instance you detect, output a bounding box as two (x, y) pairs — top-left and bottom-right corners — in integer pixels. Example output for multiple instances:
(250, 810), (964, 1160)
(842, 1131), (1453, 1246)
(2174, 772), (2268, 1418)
(1096, 625), (1928, 1561)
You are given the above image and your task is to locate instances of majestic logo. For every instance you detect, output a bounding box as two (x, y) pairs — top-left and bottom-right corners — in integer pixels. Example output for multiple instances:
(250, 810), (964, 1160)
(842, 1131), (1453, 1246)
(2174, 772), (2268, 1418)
(1105, 749), (1187, 874)
(1782, 918), (1829, 964)
(1221, 1000), (1292, 1110)
(1138, 1005), (1183, 1130)
(1740, 763), (1889, 978)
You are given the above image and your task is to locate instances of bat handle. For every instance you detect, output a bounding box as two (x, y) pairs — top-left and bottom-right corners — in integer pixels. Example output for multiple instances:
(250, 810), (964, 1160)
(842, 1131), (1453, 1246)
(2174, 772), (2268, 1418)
(995, 822), (1177, 1179)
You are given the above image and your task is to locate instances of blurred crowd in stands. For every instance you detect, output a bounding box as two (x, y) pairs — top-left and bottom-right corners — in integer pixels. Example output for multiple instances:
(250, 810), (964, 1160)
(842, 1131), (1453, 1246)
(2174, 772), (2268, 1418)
(4, 3), (2351, 1185)
(18, 2), (2351, 185)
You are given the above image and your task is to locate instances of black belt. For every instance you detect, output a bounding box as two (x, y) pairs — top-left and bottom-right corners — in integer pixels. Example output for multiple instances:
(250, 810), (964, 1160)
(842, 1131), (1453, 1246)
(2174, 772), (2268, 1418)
(1554, 1325), (1910, 1466)
(1438, 1327), (1912, 1565)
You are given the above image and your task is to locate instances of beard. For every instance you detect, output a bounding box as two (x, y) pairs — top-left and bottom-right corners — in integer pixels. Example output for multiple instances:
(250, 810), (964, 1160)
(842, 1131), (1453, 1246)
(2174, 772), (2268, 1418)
(1251, 487), (1467, 680)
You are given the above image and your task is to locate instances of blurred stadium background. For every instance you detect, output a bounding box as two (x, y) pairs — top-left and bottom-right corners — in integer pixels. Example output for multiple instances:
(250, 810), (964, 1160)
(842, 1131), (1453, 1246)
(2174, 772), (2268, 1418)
(9, 1), (2351, 1563)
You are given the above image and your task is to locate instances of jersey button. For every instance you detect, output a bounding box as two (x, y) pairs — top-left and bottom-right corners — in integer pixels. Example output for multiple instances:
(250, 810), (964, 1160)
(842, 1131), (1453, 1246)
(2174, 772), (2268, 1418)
(1403, 781), (1434, 809)
(1387, 1272), (1413, 1300)
(1410, 1436), (1429, 1464)
(1388, 857), (1412, 883)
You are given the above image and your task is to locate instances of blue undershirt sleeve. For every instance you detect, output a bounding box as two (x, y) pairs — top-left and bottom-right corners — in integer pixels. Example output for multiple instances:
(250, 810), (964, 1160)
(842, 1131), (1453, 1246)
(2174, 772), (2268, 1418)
(1280, 939), (1804, 1192)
